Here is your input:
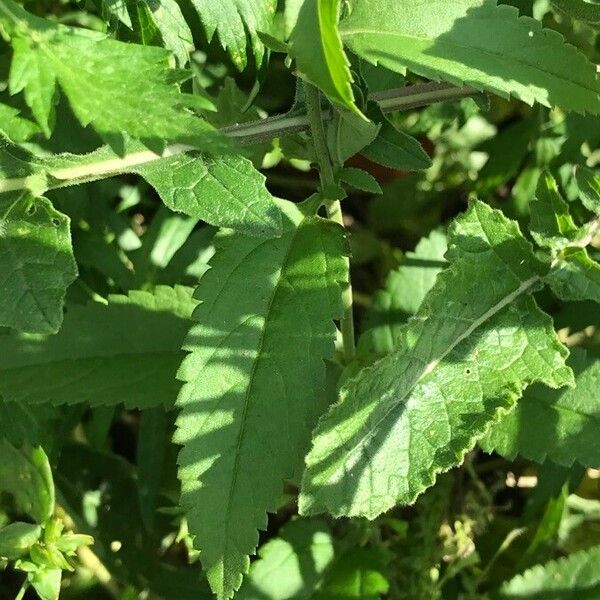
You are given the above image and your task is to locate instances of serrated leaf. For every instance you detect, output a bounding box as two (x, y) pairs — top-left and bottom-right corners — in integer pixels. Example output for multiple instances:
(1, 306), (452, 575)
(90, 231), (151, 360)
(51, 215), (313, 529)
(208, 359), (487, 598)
(361, 229), (448, 355)
(338, 167), (382, 194)
(361, 107), (432, 171)
(0, 103), (40, 142)
(552, 0), (600, 29)
(0, 286), (196, 408)
(0, 192), (77, 334)
(132, 152), (283, 237)
(0, 0), (224, 149)
(299, 201), (573, 519)
(189, 0), (276, 70)
(499, 544), (600, 598)
(339, 0), (600, 115)
(237, 518), (389, 600)
(0, 440), (54, 523)
(175, 198), (347, 599)
(546, 246), (600, 302)
(129, 0), (194, 66)
(530, 172), (579, 250)
(289, 0), (359, 114)
(576, 166), (600, 215)
(482, 349), (600, 468)
(0, 137), (282, 237)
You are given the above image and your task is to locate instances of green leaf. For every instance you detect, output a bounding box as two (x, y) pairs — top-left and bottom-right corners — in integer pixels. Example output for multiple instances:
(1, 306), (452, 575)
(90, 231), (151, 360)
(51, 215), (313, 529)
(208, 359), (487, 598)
(299, 201), (573, 519)
(137, 407), (168, 530)
(237, 519), (390, 600)
(552, 0), (600, 29)
(529, 172), (579, 250)
(0, 522), (42, 560)
(237, 519), (335, 599)
(326, 110), (380, 165)
(0, 440), (54, 523)
(0, 137), (282, 237)
(132, 152), (283, 237)
(0, 103), (40, 142)
(576, 166), (600, 215)
(30, 567), (62, 600)
(129, 0), (193, 66)
(337, 167), (382, 194)
(339, 0), (600, 114)
(0, 192), (77, 334)
(175, 198), (347, 599)
(188, 0), (276, 70)
(546, 246), (600, 302)
(499, 544), (600, 598)
(361, 108), (432, 171)
(289, 0), (359, 115)
(361, 229), (448, 355)
(482, 349), (600, 468)
(0, 0), (223, 148)
(0, 286), (196, 408)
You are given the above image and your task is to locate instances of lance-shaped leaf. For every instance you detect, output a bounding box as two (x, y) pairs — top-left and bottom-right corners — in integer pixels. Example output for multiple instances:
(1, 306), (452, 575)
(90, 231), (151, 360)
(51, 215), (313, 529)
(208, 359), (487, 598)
(0, 137), (283, 238)
(189, 0), (276, 70)
(499, 544), (600, 598)
(0, 0), (223, 148)
(481, 349), (600, 468)
(546, 246), (600, 302)
(0, 191), (77, 333)
(339, 0), (600, 115)
(175, 198), (347, 599)
(299, 201), (573, 519)
(0, 286), (196, 408)
(289, 0), (359, 114)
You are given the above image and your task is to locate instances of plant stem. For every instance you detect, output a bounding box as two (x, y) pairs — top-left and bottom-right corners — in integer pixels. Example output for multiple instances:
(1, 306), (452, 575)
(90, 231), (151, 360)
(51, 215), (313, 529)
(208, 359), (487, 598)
(305, 82), (356, 363)
(0, 82), (476, 194)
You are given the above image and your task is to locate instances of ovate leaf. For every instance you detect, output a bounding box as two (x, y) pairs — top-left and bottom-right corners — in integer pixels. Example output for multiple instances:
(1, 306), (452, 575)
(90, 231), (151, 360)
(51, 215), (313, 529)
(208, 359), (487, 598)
(175, 198), (347, 599)
(0, 0), (223, 149)
(300, 201), (573, 519)
(189, 0), (276, 70)
(482, 349), (600, 468)
(0, 192), (77, 334)
(339, 0), (600, 114)
(289, 0), (359, 114)
(499, 544), (600, 598)
(0, 286), (196, 408)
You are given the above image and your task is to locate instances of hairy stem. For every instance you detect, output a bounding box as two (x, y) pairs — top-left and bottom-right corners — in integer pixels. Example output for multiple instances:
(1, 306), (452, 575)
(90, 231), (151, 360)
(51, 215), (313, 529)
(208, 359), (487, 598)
(305, 82), (356, 363)
(0, 82), (475, 194)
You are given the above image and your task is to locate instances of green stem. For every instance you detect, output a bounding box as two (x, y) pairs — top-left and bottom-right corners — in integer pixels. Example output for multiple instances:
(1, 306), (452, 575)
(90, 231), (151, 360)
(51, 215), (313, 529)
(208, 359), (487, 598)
(304, 82), (356, 363)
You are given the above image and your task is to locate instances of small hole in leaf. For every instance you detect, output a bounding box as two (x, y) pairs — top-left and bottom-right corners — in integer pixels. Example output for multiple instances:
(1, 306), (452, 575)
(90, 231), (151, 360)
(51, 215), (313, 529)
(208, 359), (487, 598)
(465, 368), (472, 375)
(51, 218), (61, 227)
(26, 204), (36, 216)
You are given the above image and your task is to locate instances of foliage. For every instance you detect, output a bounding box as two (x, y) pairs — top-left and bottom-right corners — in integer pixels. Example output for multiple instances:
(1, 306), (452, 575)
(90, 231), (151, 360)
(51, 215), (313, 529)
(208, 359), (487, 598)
(0, 1), (599, 599)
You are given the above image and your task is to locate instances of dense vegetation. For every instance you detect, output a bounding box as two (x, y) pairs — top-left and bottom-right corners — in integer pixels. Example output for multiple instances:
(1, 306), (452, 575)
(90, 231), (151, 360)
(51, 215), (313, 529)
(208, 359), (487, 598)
(0, 0), (599, 598)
